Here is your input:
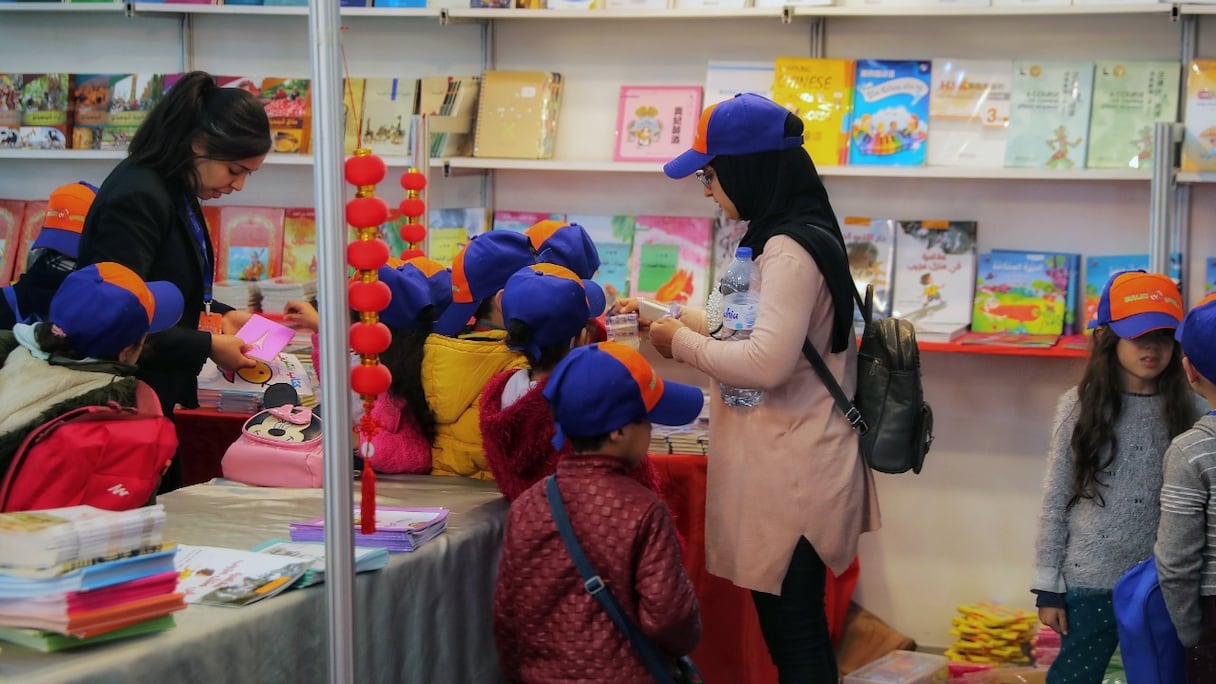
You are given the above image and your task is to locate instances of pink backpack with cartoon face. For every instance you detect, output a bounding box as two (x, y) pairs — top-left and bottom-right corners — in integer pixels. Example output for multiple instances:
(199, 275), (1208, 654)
(221, 384), (323, 488)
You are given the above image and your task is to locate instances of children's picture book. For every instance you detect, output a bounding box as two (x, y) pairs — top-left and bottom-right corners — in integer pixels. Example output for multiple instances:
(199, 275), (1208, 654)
(19, 73), (70, 150)
(849, 60), (931, 167)
(841, 216), (896, 320)
(1084, 253), (1148, 331)
(196, 351), (315, 411)
(891, 219), (978, 339)
(971, 250), (1071, 336)
(174, 544), (312, 607)
(12, 200), (46, 279)
(0, 199), (25, 283)
(217, 206), (286, 281)
(361, 77), (417, 158)
(1182, 60), (1216, 172)
(771, 57), (854, 167)
(342, 77), (365, 155)
(70, 73), (116, 151)
(613, 86), (702, 162)
(928, 59), (1012, 167)
(1087, 61), (1180, 170)
(473, 71), (563, 160)
(101, 73), (165, 151)
(280, 208), (316, 283)
(428, 206), (489, 267)
(710, 209), (748, 290)
(0, 74), (21, 149)
(250, 539), (390, 588)
(566, 213), (637, 301)
(629, 215), (712, 306)
(704, 60), (774, 106)
(0, 506), (166, 574)
(1005, 61), (1095, 169)
(289, 507), (449, 552)
(491, 210), (564, 233)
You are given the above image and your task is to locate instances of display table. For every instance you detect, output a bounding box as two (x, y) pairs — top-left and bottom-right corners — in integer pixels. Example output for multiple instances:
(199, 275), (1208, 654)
(0, 476), (510, 684)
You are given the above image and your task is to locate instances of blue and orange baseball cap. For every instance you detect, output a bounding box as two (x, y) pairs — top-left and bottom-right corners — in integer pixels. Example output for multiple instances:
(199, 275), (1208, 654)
(1089, 270), (1183, 339)
(1177, 293), (1216, 381)
(526, 220), (601, 281)
(502, 263), (592, 361)
(31, 181), (98, 259)
(49, 262), (184, 359)
(434, 231), (536, 336)
(377, 256), (452, 331)
(543, 342), (705, 445)
(663, 93), (803, 180)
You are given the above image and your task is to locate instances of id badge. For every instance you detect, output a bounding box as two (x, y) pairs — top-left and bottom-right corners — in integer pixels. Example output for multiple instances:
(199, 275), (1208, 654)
(198, 311), (223, 334)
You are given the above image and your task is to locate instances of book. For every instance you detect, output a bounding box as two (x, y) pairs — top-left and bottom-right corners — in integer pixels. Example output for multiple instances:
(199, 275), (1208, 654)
(1084, 254), (1148, 329)
(956, 332), (1062, 348)
(69, 73), (117, 151)
(629, 215), (713, 307)
(891, 219), (978, 337)
(342, 77), (365, 154)
(280, 208), (316, 283)
(428, 206), (489, 267)
(0, 548), (177, 598)
(841, 216), (896, 320)
(491, 210), (564, 233)
(1086, 61), (1180, 170)
(235, 314), (296, 362)
(216, 206), (286, 282)
(11, 200), (46, 279)
(0, 506), (166, 575)
(0, 542), (173, 581)
(971, 250), (1070, 336)
(849, 59), (932, 167)
(928, 59), (1012, 167)
(613, 85), (702, 162)
(195, 351), (315, 413)
(361, 77), (416, 158)
(0, 570), (177, 617)
(250, 539), (390, 588)
(1207, 256), (1216, 295)
(0, 590), (185, 638)
(473, 71), (563, 160)
(771, 57), (854, 167)
(261, 77), (311, 154)
(0, 198), (25, 283)
(0, 74), (20, 148)
(566, 213), (637, 300)
(289, 506), (449, 553)
(1182, 60), (1216, 172)
(0, 613), (176, 652)
(100, 73), (165, 151)
(419, 75), (481, 158)
(1005, 61), (1095, 169)
(19, 73), (70, 150)
(174, 544), (312, 607)
(704, 60), (774, 106)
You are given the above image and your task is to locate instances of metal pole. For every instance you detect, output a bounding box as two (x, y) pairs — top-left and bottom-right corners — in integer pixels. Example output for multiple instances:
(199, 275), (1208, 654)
(1149, 121), (1176, 275)
(306, 0), (355, 682)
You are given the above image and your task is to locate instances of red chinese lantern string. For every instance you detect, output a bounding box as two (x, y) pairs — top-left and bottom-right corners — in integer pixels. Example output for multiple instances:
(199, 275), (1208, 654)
(398, 168), (427, 259)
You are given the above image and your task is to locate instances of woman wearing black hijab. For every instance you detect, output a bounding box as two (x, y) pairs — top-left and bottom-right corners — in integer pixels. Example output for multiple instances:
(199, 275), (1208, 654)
(622, 93), (881, 683)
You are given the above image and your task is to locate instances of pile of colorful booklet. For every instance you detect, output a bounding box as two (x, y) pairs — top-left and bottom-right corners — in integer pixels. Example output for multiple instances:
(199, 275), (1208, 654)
(288, 507), (448, 553)
(0, 505), (184, 652)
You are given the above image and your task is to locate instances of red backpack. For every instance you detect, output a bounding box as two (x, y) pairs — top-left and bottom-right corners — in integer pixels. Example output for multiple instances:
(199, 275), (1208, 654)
(0, 381), (177, 512)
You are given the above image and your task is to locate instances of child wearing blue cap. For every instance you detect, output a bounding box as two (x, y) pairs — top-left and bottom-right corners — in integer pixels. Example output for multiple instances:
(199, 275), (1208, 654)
(1032, 271), (1204, 681)
(480, 264), (659, 502)
(0, 262), (183, 479)
(493, 341), (702, 682)
(1155, 293), (1216, 682)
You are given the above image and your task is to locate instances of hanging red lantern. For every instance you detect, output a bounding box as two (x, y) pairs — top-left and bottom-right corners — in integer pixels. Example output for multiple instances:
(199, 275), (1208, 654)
(347, 239), (390, 272)
(397, 166), (427, 260)
(350, 321), (392, 356)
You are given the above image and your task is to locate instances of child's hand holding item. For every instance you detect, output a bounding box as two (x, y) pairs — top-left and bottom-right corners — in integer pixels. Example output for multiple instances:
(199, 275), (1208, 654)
(283, 300), (320, 332)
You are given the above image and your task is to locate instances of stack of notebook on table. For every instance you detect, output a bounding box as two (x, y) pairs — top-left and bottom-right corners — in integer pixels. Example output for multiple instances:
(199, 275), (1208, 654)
(0, 505), (185, 652)
(648, 388), (710, 456)
(288, 507), (448, 553)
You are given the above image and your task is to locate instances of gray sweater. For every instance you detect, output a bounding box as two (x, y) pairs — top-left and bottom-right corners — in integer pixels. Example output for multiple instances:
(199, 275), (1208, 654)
(1032, 389), (1178, 595)
(1154, 413), (1216, 647)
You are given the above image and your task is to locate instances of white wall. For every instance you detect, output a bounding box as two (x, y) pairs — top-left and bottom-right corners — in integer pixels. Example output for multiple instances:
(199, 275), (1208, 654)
(1, 6), (1212, 649)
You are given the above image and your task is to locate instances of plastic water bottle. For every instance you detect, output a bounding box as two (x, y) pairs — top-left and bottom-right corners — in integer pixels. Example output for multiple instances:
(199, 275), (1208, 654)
(718, 246), (764, 407)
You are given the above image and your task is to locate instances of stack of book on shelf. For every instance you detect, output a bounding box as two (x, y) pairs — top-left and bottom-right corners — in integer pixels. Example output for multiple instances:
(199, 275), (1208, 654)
(251, 539), (390, 588)
(648, 389), (709, 456)
(289, 507), (449, 553)
(254, 278), (317, 319)
(196, 351), (316, 413)
(0, 505), (184, 652)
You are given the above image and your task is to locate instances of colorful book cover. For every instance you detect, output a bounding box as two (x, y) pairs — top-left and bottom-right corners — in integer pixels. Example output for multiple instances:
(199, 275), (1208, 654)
(1087, 61), (1180, 170)
(1005, 61), (1095, 169)
(174, 544), (310, 607)
(565, 213), (637, 301)
(928, 59), (1012, 167)
(841, 216), (896, 319)
(491, 210), (564, 233)
(473, 71), (563, 160)
(428, 206), (488, 267)
(12, 200), (46, 279)
(0, 74), (21, 148)
(280, 208), (316, 283)
(342, 77), (365, 155)
(19, 73), (70, 150)
(995, 248), (1080, 334)
(99, 73), (165, 151)
(261, 77), (311, 154)
(771, 57), (854, 167)
(217, 206), (286, 282)
(1084, 254), (1147, 331)
(0, 199), (26, 284)
(1182, 60), (1216, 172)
(849, 60), (931, 167)
(704, 60), (774, 106)
(1205, 257), (1216, 294)
(629, 215), (712, 306)
(710, 208), (748, 290)
(613, 85), (703, 162)
(362, 77), (416, 158)
(69, 74), (115, 151)
(971, 250), (1070, 336)
(890, 219), (978, 335)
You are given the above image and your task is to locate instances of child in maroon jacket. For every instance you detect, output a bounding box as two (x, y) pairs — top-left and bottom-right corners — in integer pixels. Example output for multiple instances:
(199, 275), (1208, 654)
(493, 342), (702, 683)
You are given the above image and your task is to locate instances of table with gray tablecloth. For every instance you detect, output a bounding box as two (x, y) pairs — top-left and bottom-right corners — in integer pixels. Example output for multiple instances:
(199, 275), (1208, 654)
(0, 475), (509, 684)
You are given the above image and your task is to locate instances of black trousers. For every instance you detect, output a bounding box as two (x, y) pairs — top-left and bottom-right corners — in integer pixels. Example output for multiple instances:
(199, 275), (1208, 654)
(751, 537), (838, 684)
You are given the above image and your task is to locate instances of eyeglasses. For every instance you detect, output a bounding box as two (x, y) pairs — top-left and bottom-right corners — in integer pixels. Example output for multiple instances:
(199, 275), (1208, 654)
(695, 169), (715, 189)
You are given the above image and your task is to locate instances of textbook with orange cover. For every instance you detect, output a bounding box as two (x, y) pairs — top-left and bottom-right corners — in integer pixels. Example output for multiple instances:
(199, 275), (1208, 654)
(217, 206), (285, 282)
(261, 77), (311, 155)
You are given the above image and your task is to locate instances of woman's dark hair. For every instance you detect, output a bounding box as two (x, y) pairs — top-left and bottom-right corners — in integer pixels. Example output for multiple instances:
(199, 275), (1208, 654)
(33, 322), (84, 360)
(1068, 325), (1194, 508)
(566, 432), (609, 453)
(505, 319), (569, 372)
(379, 328), (437, 443)
(127, 71), (271, 193)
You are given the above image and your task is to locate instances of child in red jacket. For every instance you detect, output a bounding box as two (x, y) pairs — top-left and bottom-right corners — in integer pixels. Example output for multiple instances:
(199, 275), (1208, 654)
(493, 342), (702, 683)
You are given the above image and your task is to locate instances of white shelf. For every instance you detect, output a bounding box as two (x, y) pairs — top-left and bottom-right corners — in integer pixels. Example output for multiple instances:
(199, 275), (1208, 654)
(1178, 2), (1216, 12)
(0, 1), (125, 11)
(821, 166), (1151, 180)
(1175, 171), (1216, 183)
(129, 2), (439, 16)
(0, 149), (127, 160)
(797, 3), (1174, 16)
(446, 6), (784, 19)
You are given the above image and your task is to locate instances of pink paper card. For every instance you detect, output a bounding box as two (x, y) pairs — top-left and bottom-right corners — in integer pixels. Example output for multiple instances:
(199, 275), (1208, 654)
(614, 86), (703, 162)
(236, 314), (296, 362)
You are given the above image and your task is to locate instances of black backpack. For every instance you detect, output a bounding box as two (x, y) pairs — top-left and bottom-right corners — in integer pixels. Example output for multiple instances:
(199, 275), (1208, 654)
(801, 284), (934, 474)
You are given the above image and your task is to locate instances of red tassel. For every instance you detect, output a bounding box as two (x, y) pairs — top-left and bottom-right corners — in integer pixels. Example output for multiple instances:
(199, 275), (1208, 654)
(360, 465), (377, 535)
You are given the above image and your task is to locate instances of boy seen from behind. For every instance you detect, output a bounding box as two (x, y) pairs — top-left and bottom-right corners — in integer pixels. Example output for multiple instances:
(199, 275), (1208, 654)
(493, 341), (702, 683)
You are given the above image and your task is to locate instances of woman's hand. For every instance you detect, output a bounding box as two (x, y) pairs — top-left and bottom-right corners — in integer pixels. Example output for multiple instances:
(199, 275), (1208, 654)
(210, 333), (257, 371)
(1037, 606), (1068, 636)
(613, 297), (655, 330)
(283, 300), (320, 332)
(648, 316), (685, 359)
(222, 309), (253, 335)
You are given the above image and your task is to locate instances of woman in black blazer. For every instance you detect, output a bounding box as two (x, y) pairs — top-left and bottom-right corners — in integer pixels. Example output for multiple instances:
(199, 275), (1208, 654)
(77, 71), (272, 491)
